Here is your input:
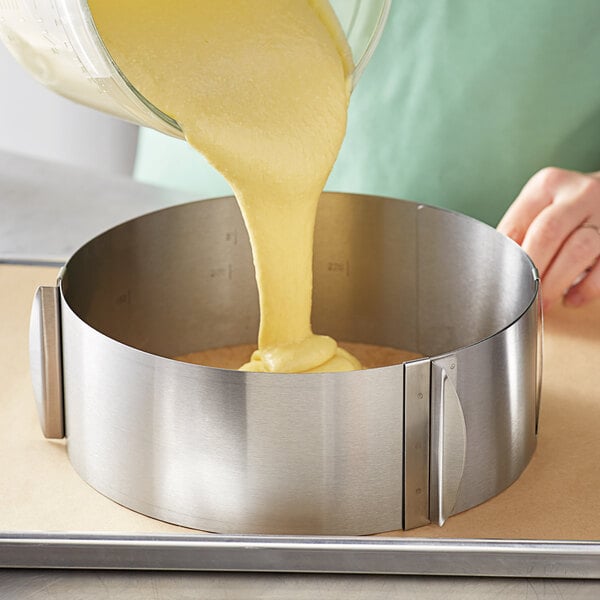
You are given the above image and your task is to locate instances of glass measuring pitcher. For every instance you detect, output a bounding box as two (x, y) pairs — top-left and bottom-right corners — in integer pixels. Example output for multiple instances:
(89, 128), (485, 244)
(0, 1), (390, 139)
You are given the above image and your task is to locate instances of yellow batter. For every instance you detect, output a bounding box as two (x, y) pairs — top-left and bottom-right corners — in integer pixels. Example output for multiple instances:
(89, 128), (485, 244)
(89, 0), (361, 373)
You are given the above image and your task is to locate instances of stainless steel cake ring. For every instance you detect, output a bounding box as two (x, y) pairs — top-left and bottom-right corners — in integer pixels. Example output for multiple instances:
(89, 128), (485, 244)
(29, 193), (541, 535)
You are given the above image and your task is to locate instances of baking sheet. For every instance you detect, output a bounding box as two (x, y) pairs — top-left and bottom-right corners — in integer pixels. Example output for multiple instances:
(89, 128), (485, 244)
(1, 264), (600, 576)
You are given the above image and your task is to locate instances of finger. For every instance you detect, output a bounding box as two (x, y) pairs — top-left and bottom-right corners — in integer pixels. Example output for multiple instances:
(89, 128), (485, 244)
(540, 225), (600, 310)
(564, 259), (600, 308)
(521, 185), (599, 277)
(497, 167), (578, 244)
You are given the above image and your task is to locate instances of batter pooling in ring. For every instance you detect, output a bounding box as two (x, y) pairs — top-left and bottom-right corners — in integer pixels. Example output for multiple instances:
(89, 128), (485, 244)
(89, 0), (361, 373)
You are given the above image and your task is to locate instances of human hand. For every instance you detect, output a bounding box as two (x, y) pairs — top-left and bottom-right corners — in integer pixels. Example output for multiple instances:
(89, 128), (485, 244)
(497, 167), (600, 311)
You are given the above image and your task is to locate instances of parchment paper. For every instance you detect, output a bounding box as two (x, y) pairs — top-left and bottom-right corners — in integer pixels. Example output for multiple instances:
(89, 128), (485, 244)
(1, 264), (599, 540)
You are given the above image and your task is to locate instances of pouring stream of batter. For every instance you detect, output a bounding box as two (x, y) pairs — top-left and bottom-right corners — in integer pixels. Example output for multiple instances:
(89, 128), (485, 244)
(89, 0), (361, 372)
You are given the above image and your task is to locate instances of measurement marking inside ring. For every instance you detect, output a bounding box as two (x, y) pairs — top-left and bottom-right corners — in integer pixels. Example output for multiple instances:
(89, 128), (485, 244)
(327, 260), (351, 277)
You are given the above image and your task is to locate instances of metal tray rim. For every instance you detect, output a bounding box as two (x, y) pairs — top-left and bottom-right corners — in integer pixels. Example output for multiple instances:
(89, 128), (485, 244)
(1, 532), (599, 579)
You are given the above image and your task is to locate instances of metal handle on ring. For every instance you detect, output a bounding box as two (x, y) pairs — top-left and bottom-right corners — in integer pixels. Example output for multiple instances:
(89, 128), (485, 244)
(430, 356), (467, 526)
(29, 285), (65, 439)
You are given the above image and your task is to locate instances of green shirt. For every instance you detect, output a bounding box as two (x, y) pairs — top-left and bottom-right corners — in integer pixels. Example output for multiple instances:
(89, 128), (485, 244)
(134, 0), (600, 226)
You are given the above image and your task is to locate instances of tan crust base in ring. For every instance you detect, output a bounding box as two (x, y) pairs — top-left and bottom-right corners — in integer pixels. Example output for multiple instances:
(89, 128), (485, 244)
(176, 342), (423, 371)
